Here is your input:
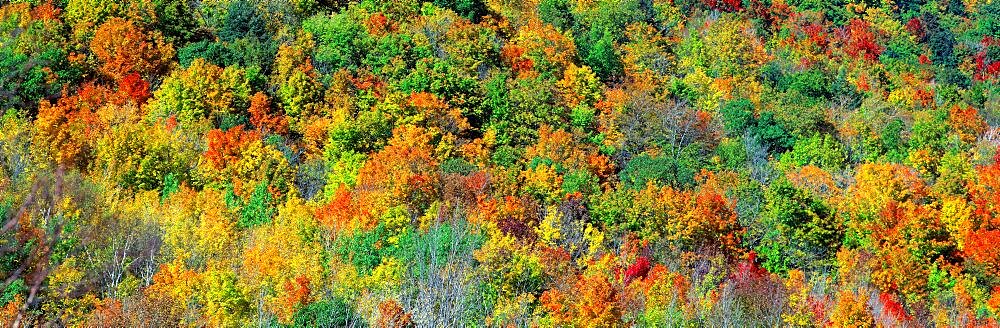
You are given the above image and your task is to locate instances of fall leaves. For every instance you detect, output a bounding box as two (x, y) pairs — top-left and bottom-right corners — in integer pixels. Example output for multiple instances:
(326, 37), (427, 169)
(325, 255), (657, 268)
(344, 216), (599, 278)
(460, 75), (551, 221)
(7, 0), (1000, 326)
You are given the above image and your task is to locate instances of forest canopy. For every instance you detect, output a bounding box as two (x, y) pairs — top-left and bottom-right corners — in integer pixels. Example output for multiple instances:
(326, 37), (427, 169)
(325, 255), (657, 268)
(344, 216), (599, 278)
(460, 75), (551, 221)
(2, 0), (1000, 326)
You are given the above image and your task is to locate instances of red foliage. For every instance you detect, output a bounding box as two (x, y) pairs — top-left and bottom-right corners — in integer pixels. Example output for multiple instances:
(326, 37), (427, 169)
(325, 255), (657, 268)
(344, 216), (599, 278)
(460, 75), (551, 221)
(350, 72), (386, 98)
(733, 251), (768, 281)
(744, 0), (772, 24)
(117, 72), (150, 104)
(974, 37), (1000, 81)
(203, 125), (259, 170)
(705, 0), (743, 12)
(876, 292), (912, 324)
(623, 256), (651, 284)
(803, 23), (830, 49)
(905, 18), (925, 41)
(918, 54), (932, 65)
(841, 19), (883, 62)
(501, 44), (535, 77)
(498, 216), (535, 241)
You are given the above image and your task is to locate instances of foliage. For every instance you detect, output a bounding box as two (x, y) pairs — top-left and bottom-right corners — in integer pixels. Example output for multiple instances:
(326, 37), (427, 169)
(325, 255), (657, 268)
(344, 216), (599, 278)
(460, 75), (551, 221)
(3, 0), (1000, 326)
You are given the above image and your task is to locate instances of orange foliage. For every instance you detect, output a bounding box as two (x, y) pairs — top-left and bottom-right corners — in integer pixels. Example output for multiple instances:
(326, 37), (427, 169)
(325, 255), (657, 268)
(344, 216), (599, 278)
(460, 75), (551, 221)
(970, 152), (1000, 229)
(406, 92), (471, 140)
(315, 185), (357, 231)
(202, 125), (260, 171)
(33, 83), (108, 168)
(786, 165), (840, 199)
(634, 171), (743, 253)
(829, 289), (875, 327)
(354, 125), (439, 224)
(948, 105), (987, 145)
(146, 260), (200, 318)
(366, 12), (393, 36)
(283, 276), (312, 312)
(539, 271), (622, 327)
(964, 229), (1000, 276)
(501, 44), (535, 77)
(90, 17), (173, 80)
(865, 201), (949, 302)
(248, 92), (289, 135)
(377, 300), (414, 328)
(0, 295), (22, 326)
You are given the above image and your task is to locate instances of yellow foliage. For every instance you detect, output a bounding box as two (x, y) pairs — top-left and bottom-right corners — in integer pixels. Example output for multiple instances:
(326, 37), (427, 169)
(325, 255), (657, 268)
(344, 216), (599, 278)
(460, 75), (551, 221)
(845, 163), (926, 217)
(783, 269), (816, 327)
(829, 289), (875, 328)
(195, 192), (237, 261)
(536, 206), (562, 247)
(557, 64), (602, 109)
(940, 197), (974, 249)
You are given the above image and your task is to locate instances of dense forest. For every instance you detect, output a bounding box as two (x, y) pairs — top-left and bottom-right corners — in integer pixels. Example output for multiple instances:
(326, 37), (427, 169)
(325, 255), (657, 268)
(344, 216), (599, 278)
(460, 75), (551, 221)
(2, 0), (1000, 326)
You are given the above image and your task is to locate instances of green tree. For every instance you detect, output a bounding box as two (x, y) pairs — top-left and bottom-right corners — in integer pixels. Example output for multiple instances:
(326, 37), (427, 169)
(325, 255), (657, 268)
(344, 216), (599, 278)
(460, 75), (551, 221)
(755, 180), (843, 274)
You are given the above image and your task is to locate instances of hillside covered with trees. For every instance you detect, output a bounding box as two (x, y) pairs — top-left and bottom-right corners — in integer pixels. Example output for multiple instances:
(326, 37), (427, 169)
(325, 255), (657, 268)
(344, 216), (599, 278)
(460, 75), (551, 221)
(2, 0), (1000, 326)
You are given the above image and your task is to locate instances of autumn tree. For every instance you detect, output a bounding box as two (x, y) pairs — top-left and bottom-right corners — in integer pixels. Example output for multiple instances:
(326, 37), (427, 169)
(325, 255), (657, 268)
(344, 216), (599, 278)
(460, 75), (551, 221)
(90, 17), (174, 81)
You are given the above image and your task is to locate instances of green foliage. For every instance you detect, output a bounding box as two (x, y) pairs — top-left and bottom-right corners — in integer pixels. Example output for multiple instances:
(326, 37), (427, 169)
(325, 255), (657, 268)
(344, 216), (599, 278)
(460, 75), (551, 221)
(178, 38), (277, 75)
(152, 0), (201, 44)
(909, 110), (949, 156)
(754, 112), (795, 153)
(590, 187), (636, 229)
(619, 146), (704, 189)
(538, 0), (573, 30)
(304, 8), (373, 72)
(715, 138), (749, 172)
(334, 224), (403, 274)
(561, 169), (599, 196)
(440, 157), (477, 175)
(782, 69), (831, 100)
(569, 105), (596, 129)
(323, 150), (366, 194)
(582, 29), (623, 80)
(396, 221), (483, 276)
(433, 0), (487, 21)
(719, 99), (794, 152)
(238, 182), (276, 229)
(220, 0), (271, 42)
(0, 7), (80, 113)
(0, 279), (25, 306)
(720, 99), (755, 138)
(290, 298), (362, 328)
(161, 173), (180, 202)
(755, 180), (842, 274)
(778, 134), (847, 171)
(326, 110), (393, 157)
